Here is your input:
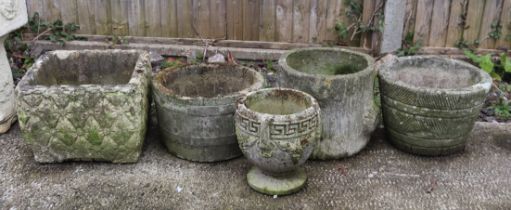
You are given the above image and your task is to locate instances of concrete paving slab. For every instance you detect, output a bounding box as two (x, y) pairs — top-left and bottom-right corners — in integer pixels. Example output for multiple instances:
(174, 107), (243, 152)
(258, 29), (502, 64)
(1, 123), (510, 209)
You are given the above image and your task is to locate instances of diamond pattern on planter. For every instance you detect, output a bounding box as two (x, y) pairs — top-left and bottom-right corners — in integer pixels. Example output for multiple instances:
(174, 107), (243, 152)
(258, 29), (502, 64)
(15, 50), (151, 163)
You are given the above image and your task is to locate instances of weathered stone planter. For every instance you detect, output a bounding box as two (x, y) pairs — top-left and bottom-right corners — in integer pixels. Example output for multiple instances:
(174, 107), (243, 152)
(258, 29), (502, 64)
(153, 64), (264, 162)
(279, 47), (378, 159)
(235, 88), (321, 195)
(378, 56), (492, 156)
(15, 50), (151, 163)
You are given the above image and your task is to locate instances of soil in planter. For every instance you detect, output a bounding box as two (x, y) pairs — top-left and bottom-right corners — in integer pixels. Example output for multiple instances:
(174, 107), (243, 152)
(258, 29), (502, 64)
(33, 52), (139, 86)
(245, 90), (310, 115)
(391, 67), (478, 89)
(285, 50), (369, 76)
(163, 65), (256, 98)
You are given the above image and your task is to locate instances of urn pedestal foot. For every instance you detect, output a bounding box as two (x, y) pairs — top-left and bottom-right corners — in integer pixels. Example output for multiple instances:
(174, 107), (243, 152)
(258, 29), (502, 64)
(247, 167), (307, 196)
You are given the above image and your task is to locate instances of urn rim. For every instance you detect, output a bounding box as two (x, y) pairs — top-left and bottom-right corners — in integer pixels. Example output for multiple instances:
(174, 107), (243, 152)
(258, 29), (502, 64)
(153, 63), (265, 106)
(236, 87), (320, 121)
(378, 55), (492, 95)
(15, 49), (150, 94)
(278, 47), (375, 79)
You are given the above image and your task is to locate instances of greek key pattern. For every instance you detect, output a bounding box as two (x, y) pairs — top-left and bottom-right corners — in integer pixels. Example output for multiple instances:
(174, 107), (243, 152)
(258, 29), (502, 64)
(237, 114), (319, 140)
(270, 115), (318, 139)
(237, 116), (261, 136)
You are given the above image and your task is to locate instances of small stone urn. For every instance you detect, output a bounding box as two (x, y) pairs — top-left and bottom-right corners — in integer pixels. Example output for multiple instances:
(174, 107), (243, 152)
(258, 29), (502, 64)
(378, 56), (492, 155)
(235, 88), (321, 195)
(153, 64), (264, 162)
(279, 47), (378, 159)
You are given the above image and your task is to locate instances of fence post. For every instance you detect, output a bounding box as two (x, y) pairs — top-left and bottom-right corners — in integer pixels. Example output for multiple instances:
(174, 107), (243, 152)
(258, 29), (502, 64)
(380, 0), (406, 54)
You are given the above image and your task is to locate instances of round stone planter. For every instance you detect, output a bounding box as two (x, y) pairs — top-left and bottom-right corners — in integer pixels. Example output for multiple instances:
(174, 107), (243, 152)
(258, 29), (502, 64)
(235, 88), (321, 195)
(378, 56), (492, 156)
(152, 64), (264, 162)
(278, 47), (378, 159)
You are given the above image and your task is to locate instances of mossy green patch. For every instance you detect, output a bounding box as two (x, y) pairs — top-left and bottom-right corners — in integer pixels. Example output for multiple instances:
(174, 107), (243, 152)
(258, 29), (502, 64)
(87, 129), (102, 145)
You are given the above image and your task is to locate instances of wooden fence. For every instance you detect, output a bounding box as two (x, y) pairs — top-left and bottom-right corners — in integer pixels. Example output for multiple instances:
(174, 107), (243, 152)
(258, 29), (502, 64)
(404, 0), (511, 49)
(25, 0), (511, 50)
(26, 0), (382, 47)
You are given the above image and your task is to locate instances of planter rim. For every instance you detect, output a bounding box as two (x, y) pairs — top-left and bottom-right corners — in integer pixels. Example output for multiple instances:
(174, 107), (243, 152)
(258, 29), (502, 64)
(153, 63), (265, 106)
(278, 47), (375, 79)
(237, 88), (320, 120)
(16, 49), (149, 93)
(378, 55), (492, 94)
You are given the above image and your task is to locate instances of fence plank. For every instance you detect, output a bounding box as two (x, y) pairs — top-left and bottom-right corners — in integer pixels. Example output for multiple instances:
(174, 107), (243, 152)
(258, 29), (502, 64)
(275, 0), (293, 42)
(161, 0), (178, 37)
(361, 0), (375, 48)
(308, 0), (318, 43)
(242, 0), (261, 40)
(496, 0), (511, 48)
(77, 0), (95, 34)
(95, 0), (112, 35)
(445, 0), (466, 47)
(226, 0), (243, 40)
(324, 0), (341, 43)
(413, 0), (434, 45)
(479, 0), (504, 49)
(128, 0), (145, 36)
(145, 0), (162, 37)
(45, 0), (61, 21)
(293, 0), (310, 42)
(192, 0), (210, 38)
(177, 0), (194, 38)
(27, 0), (43, 17)
(59, 0), (77, 24)
(111, 0), (129, 36)
(403, 0), (417, 39)
(464, 0), (486, 43)
(314, 0), (329, 43)
(260, 0), (276, 41)
(209, 0), (227, 39)
(429, 0), (451, 47)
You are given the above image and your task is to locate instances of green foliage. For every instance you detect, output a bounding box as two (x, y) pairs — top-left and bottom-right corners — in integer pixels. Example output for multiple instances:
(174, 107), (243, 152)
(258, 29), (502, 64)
(455, 38), (479, 49)
(334, 0), (384, 43)
(27, 12), (84, 45)
(396, 32), (422, 56)
(5, 12), (83, 82)
(334, 22), (349, 40)
(161, 60), (185, 69)
(489, 21), (502, 41)
(464, 50), (511, 81)
(111, 35), (128, 45)
(501, 53), (511, 73)
(265, 60), (275, 72)
(493, 97), (511, 120)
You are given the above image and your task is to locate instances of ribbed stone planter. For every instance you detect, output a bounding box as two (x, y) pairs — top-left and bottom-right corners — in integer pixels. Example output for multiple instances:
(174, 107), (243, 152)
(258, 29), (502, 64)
(153, 64), (264, 162)
(15, 50), (151, 163)
(378, 56), (492, 156)
(279, 47), (378, 159)
(235, 88), (321, 196)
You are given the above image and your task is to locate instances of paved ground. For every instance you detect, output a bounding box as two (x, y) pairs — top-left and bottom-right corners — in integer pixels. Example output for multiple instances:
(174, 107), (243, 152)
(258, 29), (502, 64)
(1, 122), (510, 210)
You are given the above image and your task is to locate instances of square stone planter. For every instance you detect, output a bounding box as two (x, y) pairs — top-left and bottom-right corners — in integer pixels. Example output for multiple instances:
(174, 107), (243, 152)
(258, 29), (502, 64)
(15, 50), (151, 163)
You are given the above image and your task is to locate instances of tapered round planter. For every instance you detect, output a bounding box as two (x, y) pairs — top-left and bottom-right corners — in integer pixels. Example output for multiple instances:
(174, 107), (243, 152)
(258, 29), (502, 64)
(235, 88), (321, 195)
(378, 56), (492, 155)
(153, 64), (264, 162)
(279, 47), (378, 159)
